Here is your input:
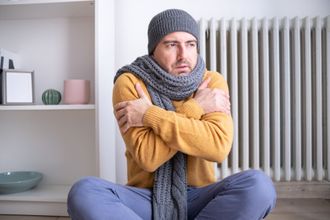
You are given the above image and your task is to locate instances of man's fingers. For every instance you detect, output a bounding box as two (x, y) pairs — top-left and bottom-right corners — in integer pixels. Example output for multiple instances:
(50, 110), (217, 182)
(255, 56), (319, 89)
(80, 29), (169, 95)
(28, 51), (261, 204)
(118, 122), (128, 134)
(114, 101), (127, 112)
(116, 110), (130, 134)
(136, 83), (152, 106)
(117, 113), (127, 127)
(114, 103), (128, 121)
(217, 89), (230, 99)
(225, 98), (231, 115)
(114, 85), (150, 134)
(135, 83), (147, 99)
(116, 108), (128, 124)
(198, 77), (211, 90)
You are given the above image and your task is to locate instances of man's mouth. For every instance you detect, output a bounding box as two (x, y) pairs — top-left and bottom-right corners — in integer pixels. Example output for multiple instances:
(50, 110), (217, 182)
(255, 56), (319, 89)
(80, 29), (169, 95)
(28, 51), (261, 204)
(173, 61), (191, 75)
(176, 64), (189, 70)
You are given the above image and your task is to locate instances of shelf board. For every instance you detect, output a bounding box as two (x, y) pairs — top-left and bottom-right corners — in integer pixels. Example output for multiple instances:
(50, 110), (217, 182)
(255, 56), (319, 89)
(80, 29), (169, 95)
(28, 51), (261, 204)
(0, 104), (95, 110)
(0, 184), (70, 202)
(0, 0), (94, 19)
(0, 184), (70, 216)
(0, 0), (93, 5)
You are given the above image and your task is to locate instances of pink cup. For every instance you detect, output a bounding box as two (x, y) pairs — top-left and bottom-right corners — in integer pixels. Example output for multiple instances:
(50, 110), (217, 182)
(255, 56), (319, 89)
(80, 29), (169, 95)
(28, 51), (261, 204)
(63, 79), (90, 104)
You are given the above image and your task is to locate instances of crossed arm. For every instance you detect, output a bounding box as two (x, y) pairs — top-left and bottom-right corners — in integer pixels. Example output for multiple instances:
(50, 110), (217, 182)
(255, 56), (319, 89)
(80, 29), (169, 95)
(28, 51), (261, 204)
(114, 77), (231, 134)
(112, 72), (233, 171)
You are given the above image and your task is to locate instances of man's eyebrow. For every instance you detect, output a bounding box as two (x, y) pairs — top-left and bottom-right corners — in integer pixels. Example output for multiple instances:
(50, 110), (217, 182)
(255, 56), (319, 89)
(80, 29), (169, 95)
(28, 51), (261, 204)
(162, 40), (197, 44)
(162, 40), (179, 44)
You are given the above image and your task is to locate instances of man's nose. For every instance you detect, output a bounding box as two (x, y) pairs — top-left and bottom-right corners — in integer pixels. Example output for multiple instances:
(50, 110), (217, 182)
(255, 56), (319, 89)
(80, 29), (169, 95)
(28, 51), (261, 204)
(177, 45), (187, 59)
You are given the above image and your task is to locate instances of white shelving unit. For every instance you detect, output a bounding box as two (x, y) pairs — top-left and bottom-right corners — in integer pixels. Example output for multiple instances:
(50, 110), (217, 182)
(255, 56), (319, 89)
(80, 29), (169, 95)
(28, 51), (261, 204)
(0, 0), (117, 216)
(0, 185), (71, 216)
(0, 104), (95, 110)
(0, 0), (91, 4)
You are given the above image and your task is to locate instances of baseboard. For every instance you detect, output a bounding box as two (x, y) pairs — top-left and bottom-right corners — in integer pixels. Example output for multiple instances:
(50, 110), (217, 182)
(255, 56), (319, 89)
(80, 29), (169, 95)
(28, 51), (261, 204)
(275, 181), (330, 199)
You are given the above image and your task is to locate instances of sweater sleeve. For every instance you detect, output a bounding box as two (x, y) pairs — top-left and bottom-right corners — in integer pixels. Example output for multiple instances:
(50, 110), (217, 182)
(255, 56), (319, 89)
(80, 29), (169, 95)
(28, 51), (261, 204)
(113, 71), (234, 172)
(143, 71), (234, 163)
(174, 98), (204, 119)
(113, 73), (177, 172)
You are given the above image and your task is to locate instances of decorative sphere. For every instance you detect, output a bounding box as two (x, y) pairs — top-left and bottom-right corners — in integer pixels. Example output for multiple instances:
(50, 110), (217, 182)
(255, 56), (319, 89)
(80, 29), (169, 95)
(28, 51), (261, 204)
(42, 89), (61, 105)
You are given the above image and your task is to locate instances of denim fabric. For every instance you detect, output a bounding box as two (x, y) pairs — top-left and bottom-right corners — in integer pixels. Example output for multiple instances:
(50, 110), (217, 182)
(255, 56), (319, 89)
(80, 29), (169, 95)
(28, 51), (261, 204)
(67, 169), (276, 220)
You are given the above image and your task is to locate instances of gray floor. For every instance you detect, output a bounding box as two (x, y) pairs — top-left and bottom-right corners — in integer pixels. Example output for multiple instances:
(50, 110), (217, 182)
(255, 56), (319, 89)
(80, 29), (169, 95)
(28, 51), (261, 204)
(0, 199), (329, 220)
(266, 198), (330, 220)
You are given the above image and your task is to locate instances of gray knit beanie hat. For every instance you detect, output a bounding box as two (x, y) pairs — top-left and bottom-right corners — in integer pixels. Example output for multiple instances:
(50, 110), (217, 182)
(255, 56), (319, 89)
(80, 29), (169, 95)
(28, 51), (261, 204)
(147, 9), (199, 55)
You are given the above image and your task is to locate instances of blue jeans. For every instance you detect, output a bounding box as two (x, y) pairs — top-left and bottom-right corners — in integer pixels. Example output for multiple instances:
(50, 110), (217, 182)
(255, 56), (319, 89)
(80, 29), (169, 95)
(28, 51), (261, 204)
(67, 170), (276, 220)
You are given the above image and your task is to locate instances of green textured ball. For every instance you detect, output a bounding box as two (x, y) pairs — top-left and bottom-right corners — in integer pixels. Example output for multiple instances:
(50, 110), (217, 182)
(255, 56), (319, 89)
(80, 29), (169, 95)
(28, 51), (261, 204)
(42, 89), (61, 105)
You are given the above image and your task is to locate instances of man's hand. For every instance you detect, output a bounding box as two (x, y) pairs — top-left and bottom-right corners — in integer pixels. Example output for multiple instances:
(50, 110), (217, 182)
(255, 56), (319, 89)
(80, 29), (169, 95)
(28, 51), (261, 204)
(194, 77), (231, 115)
(114, 83), (152, 133)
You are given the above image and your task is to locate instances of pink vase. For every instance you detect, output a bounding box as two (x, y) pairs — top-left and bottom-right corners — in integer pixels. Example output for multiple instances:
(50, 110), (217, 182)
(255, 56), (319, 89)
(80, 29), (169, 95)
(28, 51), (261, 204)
(63, 79), (90, 104)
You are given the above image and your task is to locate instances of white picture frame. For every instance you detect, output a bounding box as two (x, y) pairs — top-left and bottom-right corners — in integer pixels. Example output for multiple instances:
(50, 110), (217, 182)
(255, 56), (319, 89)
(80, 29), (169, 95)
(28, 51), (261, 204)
(1, 69), (34, 105)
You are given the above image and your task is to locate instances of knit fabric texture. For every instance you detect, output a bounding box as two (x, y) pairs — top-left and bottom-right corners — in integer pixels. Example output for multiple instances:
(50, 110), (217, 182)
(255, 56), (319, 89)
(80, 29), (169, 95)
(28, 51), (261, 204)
(114, 55), (205, 220)
(147, 9), (199, 55)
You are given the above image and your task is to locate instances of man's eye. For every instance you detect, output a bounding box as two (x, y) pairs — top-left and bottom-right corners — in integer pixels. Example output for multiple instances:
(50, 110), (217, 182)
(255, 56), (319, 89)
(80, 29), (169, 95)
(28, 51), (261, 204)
(167, 43), (176, 47)
(188, 42), (196, 47)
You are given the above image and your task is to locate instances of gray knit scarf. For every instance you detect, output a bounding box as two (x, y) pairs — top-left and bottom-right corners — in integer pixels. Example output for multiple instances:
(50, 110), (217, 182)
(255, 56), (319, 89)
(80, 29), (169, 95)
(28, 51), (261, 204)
(114, 55), (205, 220)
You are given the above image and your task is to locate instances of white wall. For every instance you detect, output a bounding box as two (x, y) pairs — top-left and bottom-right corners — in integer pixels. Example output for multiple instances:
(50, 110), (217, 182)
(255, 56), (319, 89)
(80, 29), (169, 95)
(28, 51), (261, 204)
(112, 0), (330, 184)
(114, 0), (330, 68)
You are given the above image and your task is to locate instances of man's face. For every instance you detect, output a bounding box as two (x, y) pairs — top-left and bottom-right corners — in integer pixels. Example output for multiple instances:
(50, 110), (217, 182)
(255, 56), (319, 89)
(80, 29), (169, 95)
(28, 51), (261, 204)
(152, 32), (198, 76)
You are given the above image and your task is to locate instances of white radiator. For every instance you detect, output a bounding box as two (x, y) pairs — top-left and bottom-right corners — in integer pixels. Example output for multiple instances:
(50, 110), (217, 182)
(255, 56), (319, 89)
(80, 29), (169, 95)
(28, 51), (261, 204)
(199, 17), (330, 182)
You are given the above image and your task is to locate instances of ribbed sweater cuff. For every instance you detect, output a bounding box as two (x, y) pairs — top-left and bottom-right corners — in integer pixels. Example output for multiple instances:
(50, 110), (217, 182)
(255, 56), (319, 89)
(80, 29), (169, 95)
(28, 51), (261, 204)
(143, 106), (166, 131)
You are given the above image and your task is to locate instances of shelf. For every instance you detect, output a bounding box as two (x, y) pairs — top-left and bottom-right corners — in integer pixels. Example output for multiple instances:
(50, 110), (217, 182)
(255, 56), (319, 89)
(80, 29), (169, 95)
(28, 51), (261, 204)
(0, 184), (70, 216)
(0, 0), (93, 6)
(0, 184), (70, 202)
(0, 0), (94, 19)
(0, 0), (99, 216)
(0, 104), (95, 110)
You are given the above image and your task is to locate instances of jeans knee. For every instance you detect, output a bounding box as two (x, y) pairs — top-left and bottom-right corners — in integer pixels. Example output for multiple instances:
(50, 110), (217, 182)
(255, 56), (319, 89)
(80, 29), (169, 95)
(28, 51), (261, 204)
(69, 177), (96, 195)
(244, 170), (277, 208)
(67, 177), (120, 220)
(67, 177), (101, 209)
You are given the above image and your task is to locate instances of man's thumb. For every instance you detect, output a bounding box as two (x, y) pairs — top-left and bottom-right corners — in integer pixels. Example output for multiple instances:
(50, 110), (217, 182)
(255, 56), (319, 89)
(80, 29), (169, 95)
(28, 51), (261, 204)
(198, 77), (211, 90)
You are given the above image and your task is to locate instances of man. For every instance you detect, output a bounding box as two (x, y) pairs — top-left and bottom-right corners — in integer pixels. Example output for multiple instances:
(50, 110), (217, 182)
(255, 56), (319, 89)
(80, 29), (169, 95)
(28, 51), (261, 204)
(67, 9), (276, 220)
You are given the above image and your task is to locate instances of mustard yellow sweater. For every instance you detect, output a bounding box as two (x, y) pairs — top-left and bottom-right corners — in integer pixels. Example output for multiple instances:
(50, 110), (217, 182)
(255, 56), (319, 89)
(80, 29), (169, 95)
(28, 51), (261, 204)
(112, 70), (234, 188)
